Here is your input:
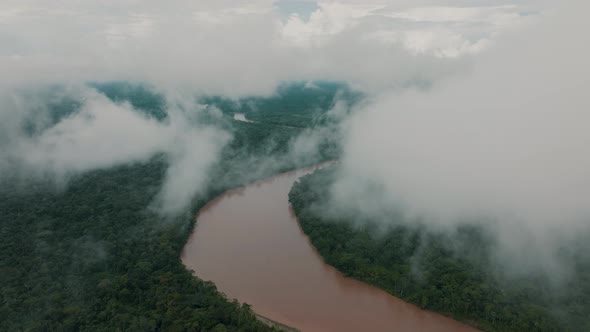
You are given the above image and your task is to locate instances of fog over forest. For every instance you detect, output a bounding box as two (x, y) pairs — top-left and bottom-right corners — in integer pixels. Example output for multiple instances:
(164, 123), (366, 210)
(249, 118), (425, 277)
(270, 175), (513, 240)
(1, 0), (588, 320)
(330, 0), (590, 281)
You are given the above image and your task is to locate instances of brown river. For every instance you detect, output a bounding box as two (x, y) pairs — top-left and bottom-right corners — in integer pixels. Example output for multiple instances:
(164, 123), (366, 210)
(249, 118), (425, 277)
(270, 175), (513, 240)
(181, 166), (478, 332)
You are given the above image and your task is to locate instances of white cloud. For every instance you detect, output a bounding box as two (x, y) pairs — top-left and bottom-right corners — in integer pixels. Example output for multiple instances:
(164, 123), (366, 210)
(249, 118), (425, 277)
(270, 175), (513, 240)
(332, 0), (590, 275)
(0, 88), (231, 214)
(0, 0), (567, 218)
(281, 1), (532, 56)
(105, 14), (155, 46)
(0, 0), (541, 95)
(18, 92), (169, 174)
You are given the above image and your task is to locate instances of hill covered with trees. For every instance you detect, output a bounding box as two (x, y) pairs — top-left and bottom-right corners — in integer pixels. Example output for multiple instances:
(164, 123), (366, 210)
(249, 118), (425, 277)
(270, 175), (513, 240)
(0, 82), (351, 331)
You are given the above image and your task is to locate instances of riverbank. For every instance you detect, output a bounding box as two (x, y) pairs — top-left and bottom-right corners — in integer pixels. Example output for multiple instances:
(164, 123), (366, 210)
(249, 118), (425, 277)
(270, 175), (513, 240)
(182, 165), (476, 332)
(256, 314), (300, 332)
(289, 166), (572, 331)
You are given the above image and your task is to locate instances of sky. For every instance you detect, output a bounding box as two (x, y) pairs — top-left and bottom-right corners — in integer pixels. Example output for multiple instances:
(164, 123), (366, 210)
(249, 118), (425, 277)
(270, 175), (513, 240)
(0, 0), (542, 94)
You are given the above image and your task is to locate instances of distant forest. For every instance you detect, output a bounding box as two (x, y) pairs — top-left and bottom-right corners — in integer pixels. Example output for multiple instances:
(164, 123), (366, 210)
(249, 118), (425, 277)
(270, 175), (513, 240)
(0, 81), (350, 331)
(289, 167), (590, 332)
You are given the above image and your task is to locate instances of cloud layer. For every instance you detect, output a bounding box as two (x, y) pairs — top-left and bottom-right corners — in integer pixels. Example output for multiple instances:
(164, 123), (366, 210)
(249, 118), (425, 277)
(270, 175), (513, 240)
(0, 1), (537, 95)
(0, 87), (230, 215)
(1, 1), (581, 249)
(331, 1), (590, 276)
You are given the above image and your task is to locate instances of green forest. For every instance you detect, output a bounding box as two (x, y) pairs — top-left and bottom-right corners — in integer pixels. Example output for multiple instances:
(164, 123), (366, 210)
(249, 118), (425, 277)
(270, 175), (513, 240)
(0, 82), (347, 331)
(201, 81), (363, 128)
(289, 167), (590, 332)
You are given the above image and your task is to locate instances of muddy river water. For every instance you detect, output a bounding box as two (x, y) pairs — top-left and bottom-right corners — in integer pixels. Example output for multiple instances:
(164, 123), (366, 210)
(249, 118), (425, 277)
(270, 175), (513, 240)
(181, 167), (478, 332)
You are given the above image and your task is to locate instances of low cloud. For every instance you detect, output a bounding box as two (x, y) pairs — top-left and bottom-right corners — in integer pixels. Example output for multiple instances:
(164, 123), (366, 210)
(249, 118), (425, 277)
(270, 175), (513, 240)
(0, 87), (231, 215)
(0, 1), (539, 96)
(330, 0), (590, 277)
(0, 0), (572, 227)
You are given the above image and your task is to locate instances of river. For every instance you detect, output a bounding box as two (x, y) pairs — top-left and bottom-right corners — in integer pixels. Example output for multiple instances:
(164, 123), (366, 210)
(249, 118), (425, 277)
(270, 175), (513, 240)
(181, 166), (478, 332)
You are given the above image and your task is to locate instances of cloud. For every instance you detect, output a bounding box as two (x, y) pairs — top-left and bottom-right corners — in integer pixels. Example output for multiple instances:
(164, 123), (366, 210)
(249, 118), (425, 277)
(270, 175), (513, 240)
(331, 0), (590, 276)
(282, 1), (533, 57)
(0, 87), (231, 215)
(17, 93), (168, 175)
(0, 0), (561, 217)
(0, 1), (539, 95)
(155, 111), (230, 216)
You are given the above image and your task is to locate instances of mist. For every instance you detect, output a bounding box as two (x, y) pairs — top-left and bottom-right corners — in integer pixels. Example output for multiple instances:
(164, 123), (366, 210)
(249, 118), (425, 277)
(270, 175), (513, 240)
(0, 0), (509, 216)
(330, 0), (590, 279)
(0, 0), (533, 95)
(0, 1), (564, 222)
(0, 87), (230, 215)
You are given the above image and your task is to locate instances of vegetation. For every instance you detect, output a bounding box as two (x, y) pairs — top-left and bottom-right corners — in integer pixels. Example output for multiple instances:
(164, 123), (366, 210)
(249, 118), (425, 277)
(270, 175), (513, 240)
(90, 81), (167, 120)
(201, 81), (363, 128)
(0, 82), (351, 331)
(289, 167), (590, 332)
(1, 158), (269, 331)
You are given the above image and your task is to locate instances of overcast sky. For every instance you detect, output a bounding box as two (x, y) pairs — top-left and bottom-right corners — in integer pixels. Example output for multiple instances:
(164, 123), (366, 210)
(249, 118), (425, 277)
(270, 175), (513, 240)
(0, 0), (547, 94)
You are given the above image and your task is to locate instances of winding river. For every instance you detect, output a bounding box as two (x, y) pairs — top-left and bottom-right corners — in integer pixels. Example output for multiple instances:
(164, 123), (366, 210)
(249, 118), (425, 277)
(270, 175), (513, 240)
(181, 166), (478, 332)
